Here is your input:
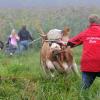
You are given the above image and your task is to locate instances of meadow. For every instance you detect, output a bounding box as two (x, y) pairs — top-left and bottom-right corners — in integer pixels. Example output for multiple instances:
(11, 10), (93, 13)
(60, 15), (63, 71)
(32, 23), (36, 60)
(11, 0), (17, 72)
(0, 6), (100, 100)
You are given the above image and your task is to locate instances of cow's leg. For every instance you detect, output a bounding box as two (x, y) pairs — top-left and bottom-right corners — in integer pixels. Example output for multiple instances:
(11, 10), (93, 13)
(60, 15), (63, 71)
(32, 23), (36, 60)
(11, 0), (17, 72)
(40, 60), (49, 76)
(46, 59), (55, 77)
(71, 61), (80, 77)
(62, 62), (73, 74)
(53, 61), (65, 73)
(62, 62), (69, 71)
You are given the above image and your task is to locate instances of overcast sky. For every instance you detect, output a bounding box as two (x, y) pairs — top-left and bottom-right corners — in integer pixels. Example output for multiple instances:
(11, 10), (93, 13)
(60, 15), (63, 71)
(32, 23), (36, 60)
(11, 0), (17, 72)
(0, 0), (99, 8)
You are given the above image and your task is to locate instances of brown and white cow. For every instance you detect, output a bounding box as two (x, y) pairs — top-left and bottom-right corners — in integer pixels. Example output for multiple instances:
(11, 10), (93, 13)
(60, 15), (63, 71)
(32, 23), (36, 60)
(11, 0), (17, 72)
(40, 27), (80, 77)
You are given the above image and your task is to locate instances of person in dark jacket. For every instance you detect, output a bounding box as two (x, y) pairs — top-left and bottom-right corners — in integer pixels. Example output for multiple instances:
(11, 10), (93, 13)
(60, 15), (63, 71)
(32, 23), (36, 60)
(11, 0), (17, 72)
(59, 15), (100, 89)
(18, 25), (33, 52)
(0, 41), (4, 50)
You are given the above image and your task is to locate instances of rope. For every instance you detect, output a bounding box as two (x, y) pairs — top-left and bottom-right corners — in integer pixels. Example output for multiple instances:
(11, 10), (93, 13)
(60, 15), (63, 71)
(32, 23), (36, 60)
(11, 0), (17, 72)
(29, 37), (41, 45)
(33, 37), (41, 42)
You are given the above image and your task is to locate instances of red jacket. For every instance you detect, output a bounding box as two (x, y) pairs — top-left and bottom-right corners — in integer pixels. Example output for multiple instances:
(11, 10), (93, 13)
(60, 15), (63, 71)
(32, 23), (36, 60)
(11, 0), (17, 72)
(69, 23), (100, 72)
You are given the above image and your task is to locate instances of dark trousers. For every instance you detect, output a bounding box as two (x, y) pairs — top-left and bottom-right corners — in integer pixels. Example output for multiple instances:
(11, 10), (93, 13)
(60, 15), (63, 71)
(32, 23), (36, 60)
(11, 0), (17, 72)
(82, 72), (100, 89)
(6, 44), (17, 54)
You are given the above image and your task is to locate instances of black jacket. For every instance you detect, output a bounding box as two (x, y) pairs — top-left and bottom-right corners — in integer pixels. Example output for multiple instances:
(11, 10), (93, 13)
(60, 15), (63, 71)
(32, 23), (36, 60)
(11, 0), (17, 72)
(18, 29), (33, 41)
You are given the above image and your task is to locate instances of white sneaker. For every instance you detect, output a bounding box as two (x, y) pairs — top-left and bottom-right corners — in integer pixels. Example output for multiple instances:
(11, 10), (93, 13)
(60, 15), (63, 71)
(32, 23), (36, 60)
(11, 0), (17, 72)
(10, 53), (13, 56)
(51, 73), (55, 78)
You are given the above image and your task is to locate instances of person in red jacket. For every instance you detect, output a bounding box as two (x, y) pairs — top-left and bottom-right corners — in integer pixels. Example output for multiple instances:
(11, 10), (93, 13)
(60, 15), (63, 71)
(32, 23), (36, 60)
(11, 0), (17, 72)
(60, 15), (100, 89)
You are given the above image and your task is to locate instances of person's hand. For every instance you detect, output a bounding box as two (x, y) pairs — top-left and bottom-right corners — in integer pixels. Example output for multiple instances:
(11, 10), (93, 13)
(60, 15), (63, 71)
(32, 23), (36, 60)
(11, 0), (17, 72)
(57, 40), (67, 46)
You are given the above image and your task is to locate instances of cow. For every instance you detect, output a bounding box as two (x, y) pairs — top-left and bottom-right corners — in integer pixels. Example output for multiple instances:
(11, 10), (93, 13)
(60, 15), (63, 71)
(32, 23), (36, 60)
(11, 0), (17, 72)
(40, 27), (80, 77)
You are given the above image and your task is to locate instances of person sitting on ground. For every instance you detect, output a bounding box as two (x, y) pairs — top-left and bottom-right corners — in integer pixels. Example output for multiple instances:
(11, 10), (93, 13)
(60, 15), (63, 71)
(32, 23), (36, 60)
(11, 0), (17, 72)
(18, 25), (33, 52)
(59, 14), (100, 89)
(6, 29), (20, 55)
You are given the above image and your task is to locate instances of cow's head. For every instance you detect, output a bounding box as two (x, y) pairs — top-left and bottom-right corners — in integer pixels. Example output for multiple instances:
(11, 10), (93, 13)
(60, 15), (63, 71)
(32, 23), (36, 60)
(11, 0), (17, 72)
(50, 43), (61, 51)
(50, 43), (61, 58)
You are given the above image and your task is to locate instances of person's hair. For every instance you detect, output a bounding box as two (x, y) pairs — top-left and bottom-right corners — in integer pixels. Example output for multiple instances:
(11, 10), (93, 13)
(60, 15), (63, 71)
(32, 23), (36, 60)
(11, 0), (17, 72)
(11, 29), (16, 35)
(22, 25), (26, 30)
(88, 14), (100, 24)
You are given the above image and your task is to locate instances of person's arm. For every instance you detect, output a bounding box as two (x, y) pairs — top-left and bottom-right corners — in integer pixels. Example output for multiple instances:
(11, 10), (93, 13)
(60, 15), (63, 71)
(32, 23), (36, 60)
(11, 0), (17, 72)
(28, 31), (34, 41)
(66, 32), (85, 48)
(29, 34), (33, 41)
(18, 31), (21, 38)
(58, 31), (85, 47)
(67, 42), (76, 48)
(16, 34), (20, 41)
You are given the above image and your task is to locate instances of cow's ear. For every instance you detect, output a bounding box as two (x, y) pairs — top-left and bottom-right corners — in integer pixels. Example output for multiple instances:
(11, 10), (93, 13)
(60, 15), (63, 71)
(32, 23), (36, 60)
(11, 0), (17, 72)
(62, 27), (70, 36)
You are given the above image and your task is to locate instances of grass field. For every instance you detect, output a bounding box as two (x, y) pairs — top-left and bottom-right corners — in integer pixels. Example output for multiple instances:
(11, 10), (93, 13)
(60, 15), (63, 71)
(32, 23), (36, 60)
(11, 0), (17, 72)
(0, 6), (100, 100)
(0, 47), (99, 100)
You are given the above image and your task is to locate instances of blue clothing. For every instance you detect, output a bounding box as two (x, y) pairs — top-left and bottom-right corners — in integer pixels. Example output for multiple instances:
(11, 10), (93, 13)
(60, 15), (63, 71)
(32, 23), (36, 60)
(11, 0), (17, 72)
(82, 72), (100, 89)
(18, 28), (33, 53)
(19, 40), (29, 53)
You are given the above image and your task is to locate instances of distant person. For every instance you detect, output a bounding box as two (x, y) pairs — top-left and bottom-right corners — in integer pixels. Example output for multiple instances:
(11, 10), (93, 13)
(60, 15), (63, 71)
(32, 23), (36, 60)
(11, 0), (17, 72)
(6, 29), (20, 55)
(18, 25), (33, 52)
(0, 41), (4, 50)
(59, 14), (100, 89)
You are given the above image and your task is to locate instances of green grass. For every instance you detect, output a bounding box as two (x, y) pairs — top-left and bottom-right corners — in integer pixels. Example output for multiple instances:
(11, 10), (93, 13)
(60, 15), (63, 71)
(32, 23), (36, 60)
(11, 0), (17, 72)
(0, 48), (99, 100)
(0, 6), (100, 100)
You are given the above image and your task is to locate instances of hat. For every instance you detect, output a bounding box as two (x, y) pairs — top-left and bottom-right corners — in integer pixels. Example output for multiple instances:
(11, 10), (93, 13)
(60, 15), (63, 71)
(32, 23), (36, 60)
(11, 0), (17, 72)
(88, 14), (100, 24)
